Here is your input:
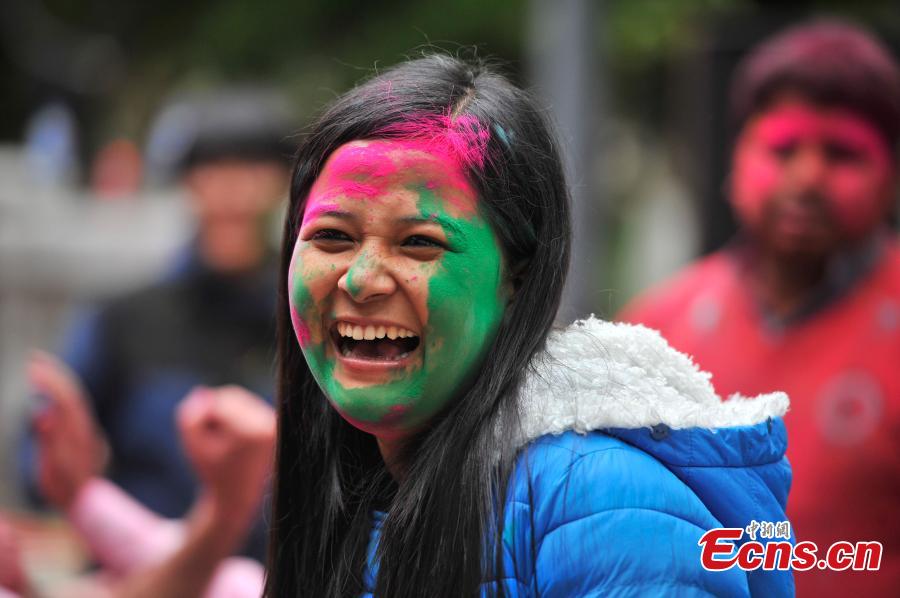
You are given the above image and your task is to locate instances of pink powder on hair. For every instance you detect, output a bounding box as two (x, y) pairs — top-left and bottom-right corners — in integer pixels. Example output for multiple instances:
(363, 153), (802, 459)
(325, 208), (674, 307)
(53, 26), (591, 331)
(377, 112), (491, 170)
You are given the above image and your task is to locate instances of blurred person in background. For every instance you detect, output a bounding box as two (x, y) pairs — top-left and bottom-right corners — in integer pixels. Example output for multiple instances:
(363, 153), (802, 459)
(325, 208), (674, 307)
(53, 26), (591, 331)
(1, 352), (273, 598)
(18, 88), (294, 563)
(0, 516), (27, 597)
(620, 20), (900, 595)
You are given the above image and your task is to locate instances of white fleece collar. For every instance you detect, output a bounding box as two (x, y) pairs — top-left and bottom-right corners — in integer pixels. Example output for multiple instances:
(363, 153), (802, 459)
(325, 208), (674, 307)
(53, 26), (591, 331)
(516, 317), (789, 443)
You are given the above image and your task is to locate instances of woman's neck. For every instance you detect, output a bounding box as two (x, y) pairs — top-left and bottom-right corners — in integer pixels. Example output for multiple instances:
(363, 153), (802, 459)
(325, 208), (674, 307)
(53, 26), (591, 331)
(377, 436), (408, 481)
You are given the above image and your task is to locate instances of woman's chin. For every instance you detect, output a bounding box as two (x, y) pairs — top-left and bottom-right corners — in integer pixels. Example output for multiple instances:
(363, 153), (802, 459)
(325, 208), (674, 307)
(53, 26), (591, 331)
(335, 403), (418, 437)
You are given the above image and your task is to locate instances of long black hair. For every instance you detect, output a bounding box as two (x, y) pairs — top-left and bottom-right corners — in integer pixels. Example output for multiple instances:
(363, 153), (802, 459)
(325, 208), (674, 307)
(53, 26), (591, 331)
(266, 54), (571, 597)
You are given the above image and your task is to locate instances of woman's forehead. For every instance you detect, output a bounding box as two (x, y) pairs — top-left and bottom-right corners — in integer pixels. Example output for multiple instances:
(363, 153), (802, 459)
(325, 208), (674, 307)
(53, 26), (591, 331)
(308, 139), (480, 216)
(321, 139), (467, 181)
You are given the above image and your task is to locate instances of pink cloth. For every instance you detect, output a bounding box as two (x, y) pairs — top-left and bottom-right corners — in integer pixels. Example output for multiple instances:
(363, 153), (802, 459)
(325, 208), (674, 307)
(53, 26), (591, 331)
(67, 478), (185, 574)
(621, 243), (900, 596)
(203, 558), (265, 598)
(67, 478), (264, 597)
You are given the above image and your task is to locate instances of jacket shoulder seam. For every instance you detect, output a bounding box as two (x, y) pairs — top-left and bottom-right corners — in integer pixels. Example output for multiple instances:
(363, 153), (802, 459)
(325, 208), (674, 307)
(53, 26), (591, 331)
(539, 504), (709, 545)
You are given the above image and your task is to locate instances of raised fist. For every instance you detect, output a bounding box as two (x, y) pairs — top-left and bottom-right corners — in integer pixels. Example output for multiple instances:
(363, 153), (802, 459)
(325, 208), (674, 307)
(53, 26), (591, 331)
(176, 386), (276, 528)
(28, 351), (108, 511)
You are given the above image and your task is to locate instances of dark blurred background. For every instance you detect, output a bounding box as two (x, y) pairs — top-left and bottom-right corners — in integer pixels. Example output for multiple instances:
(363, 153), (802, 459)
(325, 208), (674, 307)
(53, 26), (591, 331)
(1, 0), (899, 584)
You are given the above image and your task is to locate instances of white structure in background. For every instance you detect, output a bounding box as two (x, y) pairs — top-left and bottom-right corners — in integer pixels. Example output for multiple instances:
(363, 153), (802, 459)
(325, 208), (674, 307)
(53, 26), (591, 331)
(0, 145), (190, 508)
(618, 143), (701, 303)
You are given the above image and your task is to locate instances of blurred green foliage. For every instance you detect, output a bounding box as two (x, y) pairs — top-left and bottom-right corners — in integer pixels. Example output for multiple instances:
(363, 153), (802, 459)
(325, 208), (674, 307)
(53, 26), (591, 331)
(4, 0), (900, 149)
(22, 0), (529, 136)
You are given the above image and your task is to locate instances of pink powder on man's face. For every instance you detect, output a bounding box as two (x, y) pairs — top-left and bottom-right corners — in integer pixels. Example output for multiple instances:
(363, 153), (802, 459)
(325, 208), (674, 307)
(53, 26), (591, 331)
(290, 305), (311, 348)
(732, 143), (780, 229)
(731, 102), (894, 238)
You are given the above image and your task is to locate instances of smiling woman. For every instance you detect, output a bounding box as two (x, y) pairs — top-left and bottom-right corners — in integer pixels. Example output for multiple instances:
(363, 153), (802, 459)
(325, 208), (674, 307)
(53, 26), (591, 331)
(289, 138), (508, 441)
(266, 55), (793, 598)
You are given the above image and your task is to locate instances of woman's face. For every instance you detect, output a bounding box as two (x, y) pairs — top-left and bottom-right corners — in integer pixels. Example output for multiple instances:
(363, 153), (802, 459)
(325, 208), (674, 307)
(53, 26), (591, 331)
(289, 139), (509, 439)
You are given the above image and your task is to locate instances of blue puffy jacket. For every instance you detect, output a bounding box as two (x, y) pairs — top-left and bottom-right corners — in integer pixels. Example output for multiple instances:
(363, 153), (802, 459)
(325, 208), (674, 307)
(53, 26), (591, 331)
(363, 318), (794, 597)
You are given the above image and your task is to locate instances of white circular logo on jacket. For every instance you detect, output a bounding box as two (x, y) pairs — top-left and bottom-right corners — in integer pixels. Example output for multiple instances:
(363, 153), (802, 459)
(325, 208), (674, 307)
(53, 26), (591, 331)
(816, 372), (883, 446)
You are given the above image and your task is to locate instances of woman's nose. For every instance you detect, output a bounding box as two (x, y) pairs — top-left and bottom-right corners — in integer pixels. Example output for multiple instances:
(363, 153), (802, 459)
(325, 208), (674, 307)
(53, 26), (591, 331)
(338, 249), (397, 302)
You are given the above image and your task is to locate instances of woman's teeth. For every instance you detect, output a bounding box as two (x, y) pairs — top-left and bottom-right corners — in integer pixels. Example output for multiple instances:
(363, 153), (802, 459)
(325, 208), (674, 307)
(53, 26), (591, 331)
(334, 321), (420, 361)
(336, 322), (417, 340)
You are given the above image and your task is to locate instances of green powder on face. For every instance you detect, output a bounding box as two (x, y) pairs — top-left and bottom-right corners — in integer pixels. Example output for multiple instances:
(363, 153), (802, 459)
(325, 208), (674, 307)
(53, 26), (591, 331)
(344, 248), (368, 297)
(289, 242), (330, 373)
(410, 188), (506, 422)
(326, 187), (507, 428)
(290, 186), (507, 434)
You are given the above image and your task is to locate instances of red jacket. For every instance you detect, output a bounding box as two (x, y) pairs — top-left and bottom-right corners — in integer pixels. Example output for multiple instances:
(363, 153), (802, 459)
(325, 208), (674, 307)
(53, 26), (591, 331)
(620, 240), (900, 597)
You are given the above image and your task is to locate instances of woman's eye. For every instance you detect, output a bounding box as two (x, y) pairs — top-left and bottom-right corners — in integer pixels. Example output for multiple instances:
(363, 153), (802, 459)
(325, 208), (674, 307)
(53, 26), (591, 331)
(309, 229), (354, 249)
(402, 235), (446, 249)
(311, 229), (351, 240)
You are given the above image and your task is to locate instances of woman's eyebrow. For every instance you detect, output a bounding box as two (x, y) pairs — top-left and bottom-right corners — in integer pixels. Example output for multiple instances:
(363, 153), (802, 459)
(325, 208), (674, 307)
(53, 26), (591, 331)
(305, 209), (355, 223)
(397, 215), (463, 235)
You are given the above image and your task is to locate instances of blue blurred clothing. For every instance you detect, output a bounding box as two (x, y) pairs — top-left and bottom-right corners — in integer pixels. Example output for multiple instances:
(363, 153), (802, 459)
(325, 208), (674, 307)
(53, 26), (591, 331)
(20, 245), (277, 561)
(362, 318), (794, 597)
